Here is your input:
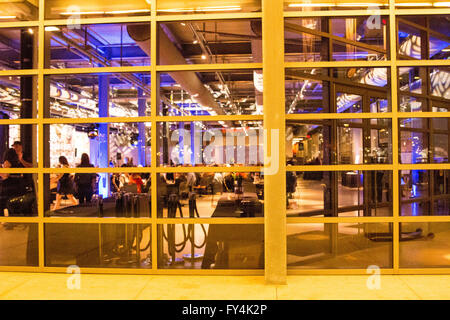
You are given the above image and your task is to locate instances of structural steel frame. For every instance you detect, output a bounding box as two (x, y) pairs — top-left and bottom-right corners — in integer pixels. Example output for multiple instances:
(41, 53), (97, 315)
(0, 0), (447, 284)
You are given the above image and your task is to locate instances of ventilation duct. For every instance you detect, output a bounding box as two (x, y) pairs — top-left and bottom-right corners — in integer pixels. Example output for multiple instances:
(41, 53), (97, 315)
(127, 24), (226, 116)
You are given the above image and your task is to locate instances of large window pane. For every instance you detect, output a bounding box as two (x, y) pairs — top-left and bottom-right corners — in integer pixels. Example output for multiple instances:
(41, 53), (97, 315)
(46, 73), (151, 118)
(285, 1), (389, 11)
(45, 0), (151, 19)
(0, 2), (38, 21)
(400, 118), (449, 164)
(46, 122), (151, 168)
(157, 1), (261, 14)
(156, 19), (261, 65)
(0, 172), (37, 218)
(0, 223), (38, 266)
(400, 170), (450, 216)
(397, 15), (450, 60)
(45, 223), (152, 268)
(0, 76), (37, 119)
(157, 172), (263, 218)
(285, 68), (390, 114)
(287, 171), (392, 217)
(286, 119), (392, 165)
(157, 121), (263, 167)
(159, 70), (262, 116)
(285, 17), (388, 62)
(400, 222), (450, 268)
(158, 223), (264, 269)
(44, 172), (151, 216)
(45, 23), (151, 69)
(287, 223), (393, 269)
(0, 28), (38, 70)
(0, 124), (37, 167)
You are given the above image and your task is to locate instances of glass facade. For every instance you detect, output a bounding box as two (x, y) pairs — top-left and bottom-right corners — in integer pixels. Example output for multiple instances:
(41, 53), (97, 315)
(0, 1), (448, 277)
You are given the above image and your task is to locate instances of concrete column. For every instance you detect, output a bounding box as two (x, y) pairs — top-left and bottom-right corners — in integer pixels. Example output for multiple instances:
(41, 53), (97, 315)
(263, 0), (286, 284)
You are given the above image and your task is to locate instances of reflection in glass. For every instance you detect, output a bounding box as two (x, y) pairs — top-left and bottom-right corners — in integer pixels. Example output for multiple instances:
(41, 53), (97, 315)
(400, 118), (449, 164)
(400, 222), (450, 268)
(285, 68), (390, 114)
(47, 73), (151, 118)
(45, 173), (151, 217)
(284, 1), (389, 11)
(45, 23), (150, 69)
(0, 28), (38, 70)
(400, 131), (428, 164)
(0, 223), (38, 266)
(157, 172), (264, 218)
(157, 20), (262, 65)
(398, 15), (450, 60)
(45, 223), (152, 268)
(430, 67), (450, 99)
(158, 224), (264, 269)
(0, 76), (37, 119)
(157, 1), (261, 14)
(285, 16), (388, 62)
(287, 223), (392, 269)
(157, 121), (263, 167)
(0, 124), (37, 167)
(46, 122), (151, 168)
(159, 70), (263, 116)
(400, 170), (450, 216)
(286, 119), (392, 165)
(45, 0), (151, 19)
(286, 171), (392, 217)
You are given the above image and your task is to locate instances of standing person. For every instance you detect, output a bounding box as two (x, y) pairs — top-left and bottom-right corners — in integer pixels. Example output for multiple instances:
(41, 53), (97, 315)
(52, 156), (78, 211)
(74, 153), (96, 205)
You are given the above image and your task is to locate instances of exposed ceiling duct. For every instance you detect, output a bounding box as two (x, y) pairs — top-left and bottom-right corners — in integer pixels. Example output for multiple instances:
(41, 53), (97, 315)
(127, 24), (226, 117)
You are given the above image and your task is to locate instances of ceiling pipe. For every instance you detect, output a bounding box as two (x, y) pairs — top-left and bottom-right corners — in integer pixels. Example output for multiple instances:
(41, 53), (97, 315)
(127, 24), (226, 118)
(250, 20), (263, 115)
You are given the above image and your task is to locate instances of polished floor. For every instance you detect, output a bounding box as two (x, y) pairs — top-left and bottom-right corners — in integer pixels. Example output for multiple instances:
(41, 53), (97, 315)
(0, 272), (449, 300)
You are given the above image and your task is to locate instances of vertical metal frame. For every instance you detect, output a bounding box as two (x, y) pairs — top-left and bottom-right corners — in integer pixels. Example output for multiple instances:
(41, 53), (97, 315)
(0, 0), (448, 278)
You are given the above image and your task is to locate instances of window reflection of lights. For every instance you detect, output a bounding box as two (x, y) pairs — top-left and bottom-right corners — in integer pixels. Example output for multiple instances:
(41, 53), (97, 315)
(60, 11), (105, 15)
(105, 9), (151, 14)
(337, 3), (389, 6)
(395, 2), (433, 6)
(289, 3), (336, 7)
(158, 6), (242, 13)
(45, 26), (60, 32)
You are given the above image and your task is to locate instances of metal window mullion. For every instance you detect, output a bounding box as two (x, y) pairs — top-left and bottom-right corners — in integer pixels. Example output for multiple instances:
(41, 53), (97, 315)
(390, 0), (400, 273)
(151, 0), (158, 272)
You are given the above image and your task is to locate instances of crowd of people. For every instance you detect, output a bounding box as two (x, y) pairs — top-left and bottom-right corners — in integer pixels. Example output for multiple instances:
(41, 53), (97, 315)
(51, 155), (152, 210)
(1, 144), (266, 213)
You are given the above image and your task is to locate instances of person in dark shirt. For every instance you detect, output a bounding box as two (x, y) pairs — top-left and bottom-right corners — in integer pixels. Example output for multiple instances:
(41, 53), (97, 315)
(74, 153), (96, 205)
(0, 148), (32, 220)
